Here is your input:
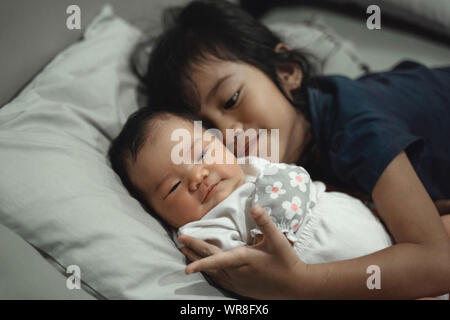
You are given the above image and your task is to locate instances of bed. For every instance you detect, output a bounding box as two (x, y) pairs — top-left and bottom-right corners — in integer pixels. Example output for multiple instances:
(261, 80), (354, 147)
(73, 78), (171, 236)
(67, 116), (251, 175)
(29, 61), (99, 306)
(1, 0), (449, 300)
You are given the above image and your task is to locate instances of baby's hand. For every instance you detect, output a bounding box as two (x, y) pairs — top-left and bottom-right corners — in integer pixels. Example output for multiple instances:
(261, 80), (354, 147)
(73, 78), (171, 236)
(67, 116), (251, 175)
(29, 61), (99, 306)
(253, 233), (294, 246)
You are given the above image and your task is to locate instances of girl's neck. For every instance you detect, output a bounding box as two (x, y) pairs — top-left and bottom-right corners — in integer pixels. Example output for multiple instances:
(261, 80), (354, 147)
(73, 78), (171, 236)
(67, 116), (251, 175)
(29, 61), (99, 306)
(284, 112), (313, 165)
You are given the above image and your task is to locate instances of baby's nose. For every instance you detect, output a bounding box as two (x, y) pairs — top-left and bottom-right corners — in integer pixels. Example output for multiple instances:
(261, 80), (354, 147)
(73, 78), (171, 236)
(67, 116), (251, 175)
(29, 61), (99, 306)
(188, 166), (208, 191)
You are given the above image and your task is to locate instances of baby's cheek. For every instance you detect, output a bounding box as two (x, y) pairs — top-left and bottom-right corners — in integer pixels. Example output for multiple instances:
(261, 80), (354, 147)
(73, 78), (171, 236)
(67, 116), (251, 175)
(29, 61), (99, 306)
(169, 195), (200, 226)
(213, 189), (232, 207)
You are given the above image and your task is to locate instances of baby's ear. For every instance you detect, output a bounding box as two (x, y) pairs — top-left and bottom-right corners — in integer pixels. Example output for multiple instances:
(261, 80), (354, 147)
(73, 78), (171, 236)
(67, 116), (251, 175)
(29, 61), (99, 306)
(274, 43), (303, 95)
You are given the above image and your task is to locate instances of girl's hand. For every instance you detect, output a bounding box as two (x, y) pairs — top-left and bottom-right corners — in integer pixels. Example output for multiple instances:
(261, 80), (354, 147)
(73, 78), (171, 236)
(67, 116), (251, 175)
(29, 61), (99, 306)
(178, 205), (306, 299)
(253, 233), (295, 246)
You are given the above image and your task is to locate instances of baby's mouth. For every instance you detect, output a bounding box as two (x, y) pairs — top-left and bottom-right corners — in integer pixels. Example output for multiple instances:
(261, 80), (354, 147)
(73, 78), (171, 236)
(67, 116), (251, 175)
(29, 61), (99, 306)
(202, 181), (220, 204)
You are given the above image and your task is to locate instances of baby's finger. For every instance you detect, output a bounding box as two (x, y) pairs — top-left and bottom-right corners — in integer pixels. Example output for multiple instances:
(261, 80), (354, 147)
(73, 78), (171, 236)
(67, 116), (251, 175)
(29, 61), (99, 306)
(178, 234), (221, 257)
(185, 248), (247, 274)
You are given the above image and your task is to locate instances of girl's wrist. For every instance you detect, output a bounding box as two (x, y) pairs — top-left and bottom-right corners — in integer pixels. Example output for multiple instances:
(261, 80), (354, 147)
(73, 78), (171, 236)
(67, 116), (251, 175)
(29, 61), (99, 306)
(283, 260), (315, 299)
(286, 261), (337, 299)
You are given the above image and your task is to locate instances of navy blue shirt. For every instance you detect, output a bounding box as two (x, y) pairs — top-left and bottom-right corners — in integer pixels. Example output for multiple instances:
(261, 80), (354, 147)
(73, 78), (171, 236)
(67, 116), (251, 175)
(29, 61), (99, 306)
(307, 61), (450, 201)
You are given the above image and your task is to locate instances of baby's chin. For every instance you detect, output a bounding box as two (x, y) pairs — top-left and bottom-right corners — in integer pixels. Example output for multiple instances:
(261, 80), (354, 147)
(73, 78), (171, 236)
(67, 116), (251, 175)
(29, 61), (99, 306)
(205, 176), (245, 212)
(202, 189), (227, 215)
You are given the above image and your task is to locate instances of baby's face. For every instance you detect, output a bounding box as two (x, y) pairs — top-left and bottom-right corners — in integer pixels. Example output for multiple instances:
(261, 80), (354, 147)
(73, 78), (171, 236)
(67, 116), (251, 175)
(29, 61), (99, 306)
(128, 116), (245, 228)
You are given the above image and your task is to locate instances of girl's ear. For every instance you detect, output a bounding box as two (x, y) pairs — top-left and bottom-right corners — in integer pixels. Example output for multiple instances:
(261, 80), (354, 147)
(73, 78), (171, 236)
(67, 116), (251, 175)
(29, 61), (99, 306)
(274, 43), (303, 95)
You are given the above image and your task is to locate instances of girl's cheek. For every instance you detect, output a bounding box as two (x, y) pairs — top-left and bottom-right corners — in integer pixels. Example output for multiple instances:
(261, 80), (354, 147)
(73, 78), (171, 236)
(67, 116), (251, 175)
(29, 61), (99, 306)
(221, 143), (233, 164)
(245, 98), (268, 128)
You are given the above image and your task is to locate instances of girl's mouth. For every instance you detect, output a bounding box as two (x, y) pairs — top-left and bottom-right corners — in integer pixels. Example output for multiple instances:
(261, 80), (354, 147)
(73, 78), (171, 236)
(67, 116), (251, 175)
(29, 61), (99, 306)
(235, 134), (259, 158)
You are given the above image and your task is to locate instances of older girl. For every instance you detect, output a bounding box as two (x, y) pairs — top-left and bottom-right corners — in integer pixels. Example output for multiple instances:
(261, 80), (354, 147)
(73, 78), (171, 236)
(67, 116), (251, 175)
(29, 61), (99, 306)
(135, 0), (450, 298)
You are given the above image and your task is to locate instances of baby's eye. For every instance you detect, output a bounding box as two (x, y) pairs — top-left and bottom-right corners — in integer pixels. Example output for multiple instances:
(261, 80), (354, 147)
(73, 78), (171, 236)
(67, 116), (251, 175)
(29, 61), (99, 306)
(197, 147), (209, 161)
(167, 181), (181, 196)
(224, 91), (240, 110)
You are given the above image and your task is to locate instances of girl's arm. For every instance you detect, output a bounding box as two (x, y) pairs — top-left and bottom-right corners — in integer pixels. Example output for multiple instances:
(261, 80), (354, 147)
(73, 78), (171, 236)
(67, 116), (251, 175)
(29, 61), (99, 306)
(290, 151), (450, 298)
(182, 151), (450, 299)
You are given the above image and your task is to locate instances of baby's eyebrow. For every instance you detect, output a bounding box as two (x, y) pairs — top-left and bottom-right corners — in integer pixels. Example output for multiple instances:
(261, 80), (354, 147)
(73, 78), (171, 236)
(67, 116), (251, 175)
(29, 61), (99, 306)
(154, 172), (170, 193)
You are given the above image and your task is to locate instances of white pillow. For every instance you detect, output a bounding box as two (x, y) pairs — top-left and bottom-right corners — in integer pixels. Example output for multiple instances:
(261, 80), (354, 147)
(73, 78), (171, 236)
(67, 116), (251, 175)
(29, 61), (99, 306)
(0, 5), (367, 299)
(269, 19), (368, 78)
(0, 5), (230, 300)
(324, 0), (450, 38)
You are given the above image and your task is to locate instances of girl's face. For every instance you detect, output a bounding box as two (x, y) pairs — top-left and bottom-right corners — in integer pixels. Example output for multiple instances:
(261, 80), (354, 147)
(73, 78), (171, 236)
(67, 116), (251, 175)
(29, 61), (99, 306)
(190, 56), (310, 164)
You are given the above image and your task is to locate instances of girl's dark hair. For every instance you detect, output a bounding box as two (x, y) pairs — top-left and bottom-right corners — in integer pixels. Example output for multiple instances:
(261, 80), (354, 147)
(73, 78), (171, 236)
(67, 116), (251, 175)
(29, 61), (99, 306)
(132, 0), (315, 120)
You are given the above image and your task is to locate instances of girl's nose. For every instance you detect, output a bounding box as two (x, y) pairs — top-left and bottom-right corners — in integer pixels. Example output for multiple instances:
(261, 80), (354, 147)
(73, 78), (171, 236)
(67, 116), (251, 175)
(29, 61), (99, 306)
(188, 165), (209, 191)
(222, 117), (243, 133)
(218, 118), (243, 144)
(205, 111), (243, 137)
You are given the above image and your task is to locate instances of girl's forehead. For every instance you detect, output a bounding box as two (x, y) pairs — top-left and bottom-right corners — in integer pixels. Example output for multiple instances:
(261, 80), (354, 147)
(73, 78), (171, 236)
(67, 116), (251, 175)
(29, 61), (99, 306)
(191, 56), (239, 81)
(190, 59), (246, 100)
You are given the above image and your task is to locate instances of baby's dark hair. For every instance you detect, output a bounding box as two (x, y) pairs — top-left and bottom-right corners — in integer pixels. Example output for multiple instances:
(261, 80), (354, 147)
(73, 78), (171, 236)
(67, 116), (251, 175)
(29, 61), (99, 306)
(132, 0), (315, 120)
(108, 108), (194, 207)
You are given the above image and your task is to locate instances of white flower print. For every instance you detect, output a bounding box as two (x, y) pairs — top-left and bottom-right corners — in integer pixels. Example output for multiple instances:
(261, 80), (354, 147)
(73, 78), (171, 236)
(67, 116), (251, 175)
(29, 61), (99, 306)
(289, 171), (309, 192)
(263, 165), (279, 176)
(263, 163), (288, 176)
(265, 181), (286, 199)
(282, 196), (303, 220)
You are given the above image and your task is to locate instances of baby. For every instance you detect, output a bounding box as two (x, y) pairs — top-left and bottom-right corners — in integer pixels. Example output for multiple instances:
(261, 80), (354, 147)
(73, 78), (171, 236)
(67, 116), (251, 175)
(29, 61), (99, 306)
(109, 109), (393, 264)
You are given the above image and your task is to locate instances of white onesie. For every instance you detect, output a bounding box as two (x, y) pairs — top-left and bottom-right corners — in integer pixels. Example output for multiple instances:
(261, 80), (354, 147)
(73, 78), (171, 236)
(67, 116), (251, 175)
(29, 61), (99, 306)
(176, 157), (393, 264)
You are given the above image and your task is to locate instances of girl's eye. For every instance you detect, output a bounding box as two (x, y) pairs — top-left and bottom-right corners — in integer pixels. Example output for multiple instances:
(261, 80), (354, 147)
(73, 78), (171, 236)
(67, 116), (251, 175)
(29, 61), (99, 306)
(167, 181), (181, 196)
(224, 91), (240, 110)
